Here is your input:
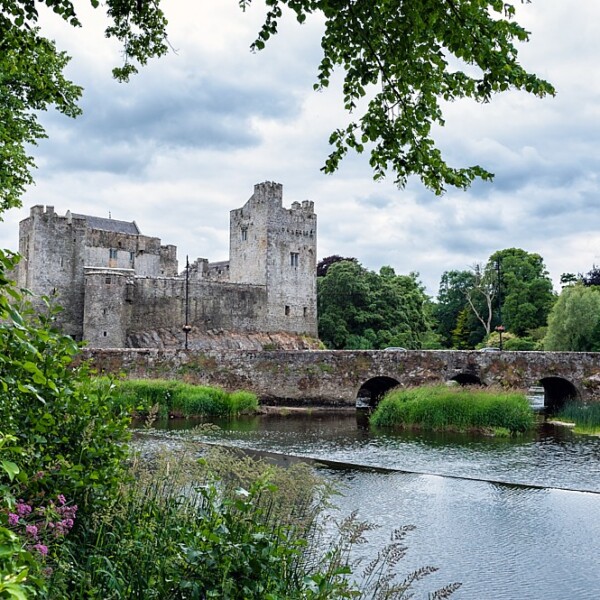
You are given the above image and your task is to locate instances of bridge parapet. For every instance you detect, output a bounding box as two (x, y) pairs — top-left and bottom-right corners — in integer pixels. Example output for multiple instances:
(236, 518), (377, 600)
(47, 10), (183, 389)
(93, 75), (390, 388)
(80, 348), (600, 408)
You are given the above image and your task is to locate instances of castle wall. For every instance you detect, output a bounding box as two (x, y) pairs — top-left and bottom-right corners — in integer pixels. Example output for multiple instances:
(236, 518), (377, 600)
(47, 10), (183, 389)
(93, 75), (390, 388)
(18, 182), (318, 348)
(265, 199), (317, 335)
(18, 206), (88, 339)
(83, 269), (133, 347)
(126, 278), (268, 337)
(229, 182), (317, 337)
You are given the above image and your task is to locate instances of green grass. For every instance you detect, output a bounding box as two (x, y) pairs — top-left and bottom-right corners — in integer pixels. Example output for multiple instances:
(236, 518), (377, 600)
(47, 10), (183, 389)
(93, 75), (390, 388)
(554, 401), (600, 435)
(110, 378), (259, 418)
(371, 385), (535, 434)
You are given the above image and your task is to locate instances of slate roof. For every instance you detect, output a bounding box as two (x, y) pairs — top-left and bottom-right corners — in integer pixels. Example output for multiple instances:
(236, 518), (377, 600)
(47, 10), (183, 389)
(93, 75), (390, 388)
(72, 214), (140, 235)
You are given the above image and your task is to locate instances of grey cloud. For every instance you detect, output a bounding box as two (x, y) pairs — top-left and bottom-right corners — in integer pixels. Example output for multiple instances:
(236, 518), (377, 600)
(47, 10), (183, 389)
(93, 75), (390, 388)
(35, 72), (300, 175)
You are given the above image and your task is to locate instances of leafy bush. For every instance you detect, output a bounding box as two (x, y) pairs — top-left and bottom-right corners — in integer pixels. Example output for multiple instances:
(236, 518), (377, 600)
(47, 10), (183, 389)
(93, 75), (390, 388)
(0, 252), (131, 518)
(112, 379), (259, 417)
(371, 385), (535, 434)
(0, 250), (131, 595)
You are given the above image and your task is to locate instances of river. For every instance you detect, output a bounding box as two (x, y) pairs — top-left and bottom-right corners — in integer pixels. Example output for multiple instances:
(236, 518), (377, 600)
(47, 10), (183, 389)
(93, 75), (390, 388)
(134, 412), (600, 599)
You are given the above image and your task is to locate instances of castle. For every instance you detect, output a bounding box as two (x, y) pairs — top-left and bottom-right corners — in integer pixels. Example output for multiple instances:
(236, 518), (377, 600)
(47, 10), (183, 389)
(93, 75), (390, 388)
(17, 182), (318, 349)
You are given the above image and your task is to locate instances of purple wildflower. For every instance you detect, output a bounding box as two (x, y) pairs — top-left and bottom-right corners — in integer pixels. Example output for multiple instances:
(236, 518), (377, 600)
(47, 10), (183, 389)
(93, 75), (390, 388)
(33, 543), (48, 556)
(8, 513), (19, 526)
(57, 494), (66, 506)
(25, 524), (38, 538)
(16, 502), (32, 517)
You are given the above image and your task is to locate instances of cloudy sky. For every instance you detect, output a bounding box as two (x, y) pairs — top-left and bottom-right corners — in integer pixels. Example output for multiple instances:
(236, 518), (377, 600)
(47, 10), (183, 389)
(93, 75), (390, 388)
(1, 1), (599, 296)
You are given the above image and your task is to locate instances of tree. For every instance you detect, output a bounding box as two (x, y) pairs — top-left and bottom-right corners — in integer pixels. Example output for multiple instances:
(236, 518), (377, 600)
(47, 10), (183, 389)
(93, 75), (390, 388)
(317, 261), (429, 349)
(491, 248), (555, 336)
(463, 262), (497, 337)
(1, 0), (554, 212)
(317, 255), (358, 278)
(1, 0), (168, 212)
(543, 284), (600, 352)
(435, 269), (484, 348)
(582, 266), (600, 287)
(245, 0), (554, 194)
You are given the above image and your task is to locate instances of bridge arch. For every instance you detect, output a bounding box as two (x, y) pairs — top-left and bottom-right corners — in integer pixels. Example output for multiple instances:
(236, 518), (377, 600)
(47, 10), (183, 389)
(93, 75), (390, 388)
(356, 376), (400, 408)
(449, 373), (483, 386)
(539, 377), (580, 413)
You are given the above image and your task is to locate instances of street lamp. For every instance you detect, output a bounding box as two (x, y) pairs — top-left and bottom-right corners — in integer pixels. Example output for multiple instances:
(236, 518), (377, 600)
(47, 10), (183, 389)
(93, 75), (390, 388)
(183, 255), (191, 350)
(495, 325), (505, 351)
(496, 258), (503, 350)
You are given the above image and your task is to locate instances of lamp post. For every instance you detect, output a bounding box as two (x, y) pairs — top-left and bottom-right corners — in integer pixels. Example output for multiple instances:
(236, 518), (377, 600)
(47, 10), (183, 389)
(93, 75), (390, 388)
(496, 258), (504, 350)
(183, 255), (191, 350)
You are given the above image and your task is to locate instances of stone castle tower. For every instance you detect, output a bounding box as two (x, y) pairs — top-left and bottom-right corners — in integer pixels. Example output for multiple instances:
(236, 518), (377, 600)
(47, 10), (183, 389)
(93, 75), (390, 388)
(17, 182), (317, 349)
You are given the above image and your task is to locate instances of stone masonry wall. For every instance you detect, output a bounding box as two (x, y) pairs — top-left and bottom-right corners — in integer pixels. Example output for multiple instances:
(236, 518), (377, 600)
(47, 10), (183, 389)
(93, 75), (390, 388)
(80, 349), (600, 406)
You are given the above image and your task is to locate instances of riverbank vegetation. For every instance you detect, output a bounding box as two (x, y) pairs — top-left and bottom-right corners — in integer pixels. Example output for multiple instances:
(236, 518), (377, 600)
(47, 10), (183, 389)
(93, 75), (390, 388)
(0, 261), (460, 598)
(553, 401), (600, 435)
(111, 378), (258, 418)
(371, 385), (535, 435)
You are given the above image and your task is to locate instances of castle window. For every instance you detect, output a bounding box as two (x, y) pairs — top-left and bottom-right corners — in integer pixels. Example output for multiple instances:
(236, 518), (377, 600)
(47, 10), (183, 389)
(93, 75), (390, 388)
(285, 305), (290, 316)
(109, 248), (118, 259)
(290, 252), (299, 267)
(241, 228), (248, 241)
(303, 307), (308, 317)
(105, 277), (111, 284)
(103, 331), (107, 337)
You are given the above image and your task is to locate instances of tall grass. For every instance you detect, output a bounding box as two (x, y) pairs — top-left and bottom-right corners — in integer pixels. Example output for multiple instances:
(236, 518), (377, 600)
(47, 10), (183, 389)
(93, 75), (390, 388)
(555, 401), (600, 434)
(49, 448), (461, 599)
(111, 378), (258, 418)
(371, 385), (535, 434)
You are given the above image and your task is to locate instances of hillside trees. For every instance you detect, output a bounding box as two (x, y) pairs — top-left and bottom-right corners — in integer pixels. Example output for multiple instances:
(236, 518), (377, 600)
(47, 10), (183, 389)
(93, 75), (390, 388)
(0, 0), (554, 211)
(317, 260), (430, 349)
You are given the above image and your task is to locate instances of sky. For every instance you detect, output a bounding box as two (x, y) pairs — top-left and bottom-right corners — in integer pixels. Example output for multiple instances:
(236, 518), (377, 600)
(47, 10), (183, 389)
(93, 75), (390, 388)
(1, 1), (599, 297)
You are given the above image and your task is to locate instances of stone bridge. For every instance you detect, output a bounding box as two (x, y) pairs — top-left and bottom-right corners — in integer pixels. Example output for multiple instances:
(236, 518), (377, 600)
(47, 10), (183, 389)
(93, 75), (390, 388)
(81, 349), (600, 411)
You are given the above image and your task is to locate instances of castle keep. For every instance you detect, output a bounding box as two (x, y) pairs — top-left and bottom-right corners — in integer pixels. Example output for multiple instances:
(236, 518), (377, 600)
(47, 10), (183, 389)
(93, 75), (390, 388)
(17, 182), (318, 349)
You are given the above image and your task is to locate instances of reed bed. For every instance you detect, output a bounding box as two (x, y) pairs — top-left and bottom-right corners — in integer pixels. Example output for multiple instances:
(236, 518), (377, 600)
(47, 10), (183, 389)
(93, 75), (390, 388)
(371, 385), (535, 434)
(555, 401), (600, 434)
(111, 378), (258, 418)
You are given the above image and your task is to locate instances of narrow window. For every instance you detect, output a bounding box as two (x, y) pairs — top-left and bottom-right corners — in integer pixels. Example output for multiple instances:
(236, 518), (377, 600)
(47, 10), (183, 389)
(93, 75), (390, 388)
(285, 305), (290, 316)
(241, 228), (248, 241)
(109, 248), (118, 259)
(303, 307), (308, 317)
(103, 331), (107, 337)
(290, 252), (299, 267)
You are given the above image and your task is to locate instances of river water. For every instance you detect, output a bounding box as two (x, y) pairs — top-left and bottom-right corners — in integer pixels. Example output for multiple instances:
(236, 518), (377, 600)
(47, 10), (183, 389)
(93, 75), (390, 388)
(135, 413), (600, 599)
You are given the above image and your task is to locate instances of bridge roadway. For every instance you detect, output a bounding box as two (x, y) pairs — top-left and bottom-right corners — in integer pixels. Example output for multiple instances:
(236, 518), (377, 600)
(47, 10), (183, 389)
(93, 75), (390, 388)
(82, 348), (600, 410)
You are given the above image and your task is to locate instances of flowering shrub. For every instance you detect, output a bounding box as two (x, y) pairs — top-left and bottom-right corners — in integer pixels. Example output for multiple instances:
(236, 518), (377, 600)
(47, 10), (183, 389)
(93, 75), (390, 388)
(6, 495), (77, 561)
(0, 250), (131, 520)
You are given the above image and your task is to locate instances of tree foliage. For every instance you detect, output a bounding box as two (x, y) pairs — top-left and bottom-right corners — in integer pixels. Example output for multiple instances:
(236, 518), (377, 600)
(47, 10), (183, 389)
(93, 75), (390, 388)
(1, 0), (554, 212)
(316, 254), (358, 278)
(317, 260), (429, 349)
(543, 284), (600, 352)
(435, 247), (555, 348)
(0, 0), (168, 212)
(242, 0), (555, 193)
(491, 248), (555, 336)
